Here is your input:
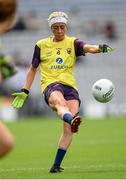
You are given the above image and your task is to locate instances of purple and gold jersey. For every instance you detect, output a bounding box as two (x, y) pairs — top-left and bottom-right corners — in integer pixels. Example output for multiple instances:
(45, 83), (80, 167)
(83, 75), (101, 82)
(32, 35), (86, 92)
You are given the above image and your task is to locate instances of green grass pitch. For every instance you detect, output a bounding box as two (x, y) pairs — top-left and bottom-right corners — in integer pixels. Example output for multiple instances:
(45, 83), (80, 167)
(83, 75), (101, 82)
(0, 116), (126, 179)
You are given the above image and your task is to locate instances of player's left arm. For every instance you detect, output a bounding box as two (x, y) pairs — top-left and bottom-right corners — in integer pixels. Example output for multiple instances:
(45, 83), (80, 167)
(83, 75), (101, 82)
(12, 44), (40, 109)
(83, 44), (114, 54)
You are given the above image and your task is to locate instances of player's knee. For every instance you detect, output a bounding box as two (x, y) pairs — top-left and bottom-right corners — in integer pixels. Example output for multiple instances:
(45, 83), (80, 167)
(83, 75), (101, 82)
(54, 98), (67, 110)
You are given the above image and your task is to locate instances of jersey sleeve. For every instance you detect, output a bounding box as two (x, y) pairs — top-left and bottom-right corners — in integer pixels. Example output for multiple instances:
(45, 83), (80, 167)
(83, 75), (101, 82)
(32, 45), (41, 68)
(74, 39), (86, 56)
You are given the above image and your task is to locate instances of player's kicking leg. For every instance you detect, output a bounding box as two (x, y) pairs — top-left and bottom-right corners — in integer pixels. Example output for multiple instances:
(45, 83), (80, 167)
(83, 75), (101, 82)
(45, 87), (82, 173)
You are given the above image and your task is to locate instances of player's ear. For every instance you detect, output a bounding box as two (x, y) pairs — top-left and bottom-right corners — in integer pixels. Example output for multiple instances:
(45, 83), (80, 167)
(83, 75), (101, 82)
(50, 25), (54, 31)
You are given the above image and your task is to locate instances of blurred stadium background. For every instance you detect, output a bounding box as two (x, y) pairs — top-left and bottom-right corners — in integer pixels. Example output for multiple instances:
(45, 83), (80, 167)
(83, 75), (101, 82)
(0, 0), (126, 179)
(1, 0), (126, 120)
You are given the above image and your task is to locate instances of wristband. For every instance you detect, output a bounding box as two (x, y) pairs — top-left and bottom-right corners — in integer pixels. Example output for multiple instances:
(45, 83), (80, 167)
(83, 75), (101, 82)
(99, 45), (103, 51)
(99, 44), (108, 53)
(21, 88), (29, 94)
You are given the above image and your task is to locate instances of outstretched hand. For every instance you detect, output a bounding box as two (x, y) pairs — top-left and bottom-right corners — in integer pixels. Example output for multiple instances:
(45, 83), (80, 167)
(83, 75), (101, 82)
(99, 44), (114, 53)
(12, 92), (28, 108)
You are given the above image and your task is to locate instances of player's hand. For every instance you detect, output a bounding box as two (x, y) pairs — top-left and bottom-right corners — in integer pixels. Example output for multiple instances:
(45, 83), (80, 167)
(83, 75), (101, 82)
(12, 92), (28, 108)
(99, 44), (114, 53)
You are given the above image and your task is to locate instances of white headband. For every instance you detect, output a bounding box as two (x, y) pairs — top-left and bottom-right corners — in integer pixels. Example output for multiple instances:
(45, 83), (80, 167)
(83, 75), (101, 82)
(48, 17), (67, 27)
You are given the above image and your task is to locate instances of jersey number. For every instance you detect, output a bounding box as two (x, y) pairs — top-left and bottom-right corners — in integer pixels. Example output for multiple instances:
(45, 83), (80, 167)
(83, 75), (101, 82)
(57, 50), (60, 55)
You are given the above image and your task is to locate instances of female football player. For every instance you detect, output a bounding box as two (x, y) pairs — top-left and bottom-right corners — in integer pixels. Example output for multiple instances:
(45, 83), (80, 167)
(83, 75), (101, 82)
(12, 11), (113, 172)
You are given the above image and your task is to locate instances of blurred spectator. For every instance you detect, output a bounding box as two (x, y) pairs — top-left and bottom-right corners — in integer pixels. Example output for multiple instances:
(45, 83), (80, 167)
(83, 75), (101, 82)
(25, 11), (41, 31)
(103, 20), (117, 40)
(12, 16), (27, 31)
(85, 20), (100, 37)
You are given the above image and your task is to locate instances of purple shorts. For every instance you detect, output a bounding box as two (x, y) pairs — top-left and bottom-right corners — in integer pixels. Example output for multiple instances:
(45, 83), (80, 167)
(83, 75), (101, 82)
(43, 82), (81, 105)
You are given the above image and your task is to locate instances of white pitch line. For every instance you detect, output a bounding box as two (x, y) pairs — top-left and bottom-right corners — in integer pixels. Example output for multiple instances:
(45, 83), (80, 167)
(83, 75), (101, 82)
(0, 164), (126, 172)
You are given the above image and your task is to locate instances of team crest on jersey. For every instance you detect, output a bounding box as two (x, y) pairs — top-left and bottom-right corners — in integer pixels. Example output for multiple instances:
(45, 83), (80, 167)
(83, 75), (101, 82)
(56, 48), (62, 55)
(67, 48), (71, 54)
(56, 57), (63, 64)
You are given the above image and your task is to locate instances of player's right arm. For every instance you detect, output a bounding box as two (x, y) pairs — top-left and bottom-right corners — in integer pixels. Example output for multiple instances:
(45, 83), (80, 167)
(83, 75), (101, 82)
(22, 65), (37, 91)
(12, 45), (40, 109)
(12, 65), (37, 108)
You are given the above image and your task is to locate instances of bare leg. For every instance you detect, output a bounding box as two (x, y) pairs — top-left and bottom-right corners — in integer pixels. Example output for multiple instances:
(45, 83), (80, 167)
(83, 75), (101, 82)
(49, 92), (80, 173)
(49, 91), (80, 149)
(58, 99), (80, 149)
(49, 91), (72, 118)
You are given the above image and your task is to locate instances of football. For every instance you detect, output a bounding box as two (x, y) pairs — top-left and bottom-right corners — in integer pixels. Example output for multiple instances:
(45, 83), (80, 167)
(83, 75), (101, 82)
(92, 79), (115, 103)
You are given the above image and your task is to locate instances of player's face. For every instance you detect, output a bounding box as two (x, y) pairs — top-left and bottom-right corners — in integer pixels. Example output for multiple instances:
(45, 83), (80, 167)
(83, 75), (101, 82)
(51, 23), (67, 42)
